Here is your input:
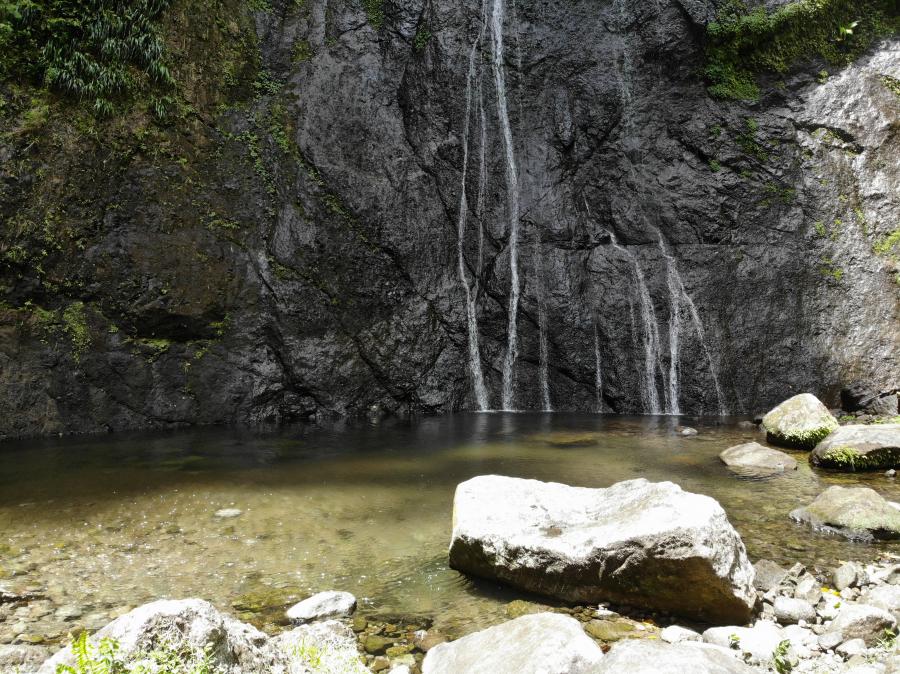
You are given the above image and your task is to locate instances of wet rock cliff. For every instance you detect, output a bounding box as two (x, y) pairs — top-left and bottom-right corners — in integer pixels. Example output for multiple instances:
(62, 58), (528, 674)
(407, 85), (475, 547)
(0, 0), (898, 438)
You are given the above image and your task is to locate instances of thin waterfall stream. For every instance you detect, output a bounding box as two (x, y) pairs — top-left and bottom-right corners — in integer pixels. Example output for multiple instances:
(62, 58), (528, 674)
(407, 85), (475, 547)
(491, 0), (523, 412)
(455, 1), (490, 411)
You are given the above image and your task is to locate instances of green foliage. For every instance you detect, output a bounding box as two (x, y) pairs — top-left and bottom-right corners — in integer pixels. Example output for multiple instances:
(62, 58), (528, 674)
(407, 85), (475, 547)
(773, 639), (793, 674)
(56, 632), (128, 674)
(1, 0), (176, 117)
(813, 220), (827, 237)
(413, 24), (431, 52)
(361, 0), (383, 29)
(704, 0), (900, 101)
(62, 301), (90, 362)
(709, 159), (722, 172)
(882, 74), (900, 98)
(819, 256), (844, 282)
(292, 39), (313, 63)
(56, 632), (219, 674)
(874, 229), (900, 259)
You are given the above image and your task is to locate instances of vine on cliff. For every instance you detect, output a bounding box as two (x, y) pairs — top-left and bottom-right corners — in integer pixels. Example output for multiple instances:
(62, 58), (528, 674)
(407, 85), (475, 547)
(704, 0), (900, 100)
(0, 0), (175, 116)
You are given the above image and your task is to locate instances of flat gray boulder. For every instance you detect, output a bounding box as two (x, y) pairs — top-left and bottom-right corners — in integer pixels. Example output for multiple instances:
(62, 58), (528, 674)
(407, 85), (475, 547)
(719, 442), (798, 477)
(421, 613), (603, 674)
(790, 486), (900, 541)
(286, 590), (357, 623)
(448, 476), (756, 624)
(810, 424), (900, 471)
(762, 393), (839, 449)
(596, 639), (756, 673)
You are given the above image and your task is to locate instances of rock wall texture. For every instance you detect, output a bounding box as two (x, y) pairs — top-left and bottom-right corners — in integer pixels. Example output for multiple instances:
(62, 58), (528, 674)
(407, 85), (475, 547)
(0, 0), (898, 438)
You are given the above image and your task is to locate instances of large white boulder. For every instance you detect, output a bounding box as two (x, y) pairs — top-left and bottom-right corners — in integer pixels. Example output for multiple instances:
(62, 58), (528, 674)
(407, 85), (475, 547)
(421, 613), (603, 674)
(596, 639), (757, 673)
(448, 476), (756, 624)
(762, 393), (838, 449)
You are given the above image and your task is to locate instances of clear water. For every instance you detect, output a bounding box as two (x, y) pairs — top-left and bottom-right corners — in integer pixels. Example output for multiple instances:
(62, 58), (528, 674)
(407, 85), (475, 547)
(1, 414), (897, 642)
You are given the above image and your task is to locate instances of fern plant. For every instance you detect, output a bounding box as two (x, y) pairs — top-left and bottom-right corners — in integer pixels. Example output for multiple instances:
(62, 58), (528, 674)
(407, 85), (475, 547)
(2, 0), (175, 117)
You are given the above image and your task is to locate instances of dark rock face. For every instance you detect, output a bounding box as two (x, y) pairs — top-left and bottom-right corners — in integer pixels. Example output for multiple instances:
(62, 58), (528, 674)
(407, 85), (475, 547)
(0, 0), (898, 438)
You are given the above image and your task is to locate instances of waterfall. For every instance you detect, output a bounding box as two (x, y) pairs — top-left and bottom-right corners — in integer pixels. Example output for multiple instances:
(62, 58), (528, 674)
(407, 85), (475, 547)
(656, 232), (728, 415)
(662, 244), (682, 416)
(455, 2), (490, 411)
(593, 318), (603, 412)
(533, 248), (552, 412)
(609, 234), (663, 414)
(491, 0), (522, 412)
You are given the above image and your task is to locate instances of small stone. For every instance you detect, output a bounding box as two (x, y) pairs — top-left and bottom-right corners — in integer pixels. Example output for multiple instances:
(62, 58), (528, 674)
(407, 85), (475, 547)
(371, 656), (391, 672)
(818, 631), (843, 651)
(351, 616), (368, 632)
(364, 635), (394, 655)
(504, 600), (544, 619)
(834, 564), (859, 591)
(774, 596), (816, 625)
(676, 426), (698, 436)
(388, 662), (413, 674)
(794, 575), (823, 605)
(660, 625), (701, 643)
(887, 470), (897, 478)
(286, 591), (356, 623)
(213, 508), (243, 519)
(836, 638), (867, 659)
(583, 619), (638, 642)
(385, 644), (413, 658)
(754, 559), (789, 592)
(413, 630), (446, 652)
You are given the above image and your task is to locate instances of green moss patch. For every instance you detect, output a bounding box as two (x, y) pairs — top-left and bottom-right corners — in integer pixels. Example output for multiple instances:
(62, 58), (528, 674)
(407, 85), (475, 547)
(704, 0), (900, 101)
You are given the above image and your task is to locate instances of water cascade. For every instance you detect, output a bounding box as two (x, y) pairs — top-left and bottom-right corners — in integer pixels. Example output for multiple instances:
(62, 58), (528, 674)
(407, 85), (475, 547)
(491, 0), (523, 411)
(455, 1), (490, 411)
(593, 318), (603, 412)
(656, 233), (728, 415)
(609, 233), (663, 414)
(533, 248), (552, 412)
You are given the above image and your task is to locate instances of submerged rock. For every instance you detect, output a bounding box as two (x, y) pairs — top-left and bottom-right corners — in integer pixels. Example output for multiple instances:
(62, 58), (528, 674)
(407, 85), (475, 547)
(421, 613), (603, 674)
(810, 424), (900, 471)
(790, 486), (900, 541)
(286, 591), (356, 623)
(448, 475), (756, 624)
(214, 508), (243, 519)
(719, 442), (798, 477)
(596, 639), (755, 673)
(762, 394), (839, 449)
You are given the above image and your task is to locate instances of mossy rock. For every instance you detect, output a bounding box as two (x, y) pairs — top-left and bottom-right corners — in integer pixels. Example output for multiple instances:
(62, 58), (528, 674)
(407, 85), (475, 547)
(762, 393), (839, 449)
(790, 486), (900, 540)
(811, 424), (900, 471)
